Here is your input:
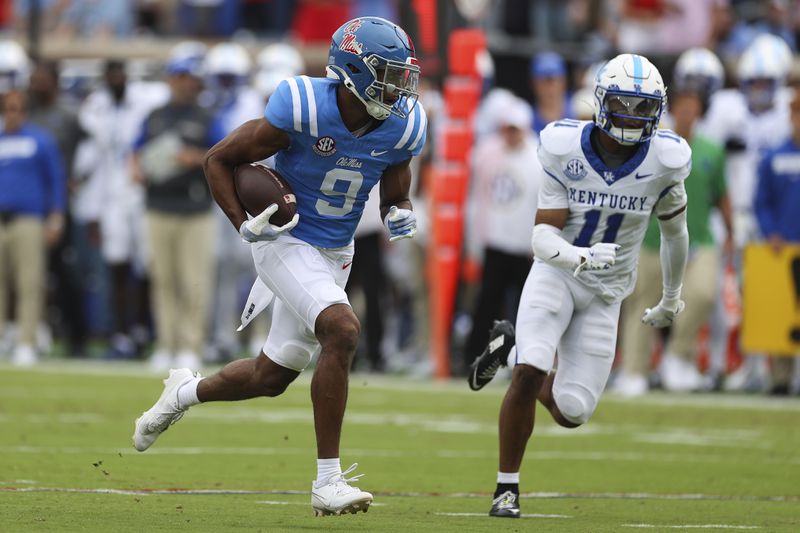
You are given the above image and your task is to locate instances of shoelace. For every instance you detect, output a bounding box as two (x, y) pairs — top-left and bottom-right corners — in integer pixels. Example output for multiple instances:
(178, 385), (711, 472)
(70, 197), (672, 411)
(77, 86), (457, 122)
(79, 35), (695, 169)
(327, 463), (364, 491)
(479, 359), (502, 380)
(493, 491), (517, 508)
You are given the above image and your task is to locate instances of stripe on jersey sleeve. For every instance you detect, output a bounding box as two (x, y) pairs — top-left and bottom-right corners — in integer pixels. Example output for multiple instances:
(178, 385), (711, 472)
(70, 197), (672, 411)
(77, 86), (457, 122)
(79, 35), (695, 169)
(286, 77), (302, 133)
(300, 76), (318, 137)
(394, 104), (416, 149)
(543, 169), (568, 190)
(407, 105), (427, 152)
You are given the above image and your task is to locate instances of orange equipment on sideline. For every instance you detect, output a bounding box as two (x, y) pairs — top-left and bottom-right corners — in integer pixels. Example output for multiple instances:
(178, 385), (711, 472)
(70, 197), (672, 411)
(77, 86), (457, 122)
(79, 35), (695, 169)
(428, 28), (486, 379)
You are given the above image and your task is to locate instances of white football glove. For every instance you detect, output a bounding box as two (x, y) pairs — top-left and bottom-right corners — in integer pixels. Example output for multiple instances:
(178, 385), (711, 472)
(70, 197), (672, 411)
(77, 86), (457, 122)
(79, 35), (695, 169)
(642, 299), (686, 328)
(385, 205), (417, 242)
(573, 243), (621, 277)
(239, 203), (299, 243)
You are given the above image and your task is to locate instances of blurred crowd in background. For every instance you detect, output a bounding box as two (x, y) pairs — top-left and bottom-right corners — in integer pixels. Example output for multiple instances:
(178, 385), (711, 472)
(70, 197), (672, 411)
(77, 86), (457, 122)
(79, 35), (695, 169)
(0, 0), (799, 397)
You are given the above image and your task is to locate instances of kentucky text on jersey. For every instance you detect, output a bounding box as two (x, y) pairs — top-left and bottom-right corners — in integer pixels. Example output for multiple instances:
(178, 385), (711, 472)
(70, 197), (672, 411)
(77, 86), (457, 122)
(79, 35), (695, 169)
(265, 75), (427, 248)
(567, 188), (649, 211)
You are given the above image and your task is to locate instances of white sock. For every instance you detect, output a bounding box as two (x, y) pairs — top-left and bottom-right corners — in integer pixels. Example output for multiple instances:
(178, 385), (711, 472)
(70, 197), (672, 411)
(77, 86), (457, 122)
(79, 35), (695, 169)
(497, 471), (520, 484)
(177, 377), (202, 410)
(315, 458), (342, 486)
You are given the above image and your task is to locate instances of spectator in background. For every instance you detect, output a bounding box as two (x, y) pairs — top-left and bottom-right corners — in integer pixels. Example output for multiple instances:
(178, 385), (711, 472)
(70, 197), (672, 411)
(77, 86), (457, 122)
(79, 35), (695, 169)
(346, 188), (388, 373)
(0, 90), (66, 366)
(79, 60), (169, 359)
(615, 0), (728, 55)
(133, 55), (223, 372)
(27, 60), (87, 357)
(0, 40), (30, 95)
(203, 42), (266, 362)
(753, 90), (800, 395)
(616, 89), (733, 395)
(464, 96), (540, 370)
(529, 52), (573, 136)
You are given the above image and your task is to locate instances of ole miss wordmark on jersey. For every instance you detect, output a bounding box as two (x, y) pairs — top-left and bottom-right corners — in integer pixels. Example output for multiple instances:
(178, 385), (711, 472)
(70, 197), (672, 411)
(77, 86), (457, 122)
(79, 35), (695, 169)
(264, 76), (427, 248)
(537, 119), (692, 302)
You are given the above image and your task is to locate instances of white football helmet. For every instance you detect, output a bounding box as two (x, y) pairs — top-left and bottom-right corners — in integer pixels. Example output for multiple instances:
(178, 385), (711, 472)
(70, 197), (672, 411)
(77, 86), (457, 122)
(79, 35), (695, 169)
(0, 40), (30, 93)
(593, 53), (666, 145)
(167, 40), (207, 78)
(205, 43), (252, 78)
(674, 47), (724, 95)
(254, 43), (305, 99)
(256, 43), (305, 76)
(738, 34), (791, 111)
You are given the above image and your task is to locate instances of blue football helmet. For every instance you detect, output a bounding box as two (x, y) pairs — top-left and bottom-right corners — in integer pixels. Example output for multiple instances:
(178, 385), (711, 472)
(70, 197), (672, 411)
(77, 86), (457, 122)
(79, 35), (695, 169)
(327, 17), (420, 120)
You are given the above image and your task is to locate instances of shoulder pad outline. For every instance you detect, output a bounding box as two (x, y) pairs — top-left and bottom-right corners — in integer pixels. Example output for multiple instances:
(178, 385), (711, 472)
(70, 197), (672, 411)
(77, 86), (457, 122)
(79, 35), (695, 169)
(540, 120), (583, 157)
(653, 129), (692, 169)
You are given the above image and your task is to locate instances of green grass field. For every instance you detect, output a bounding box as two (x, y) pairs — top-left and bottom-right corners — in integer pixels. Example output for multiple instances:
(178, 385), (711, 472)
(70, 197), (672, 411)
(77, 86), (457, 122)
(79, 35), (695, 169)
(1, 362), (798, 532)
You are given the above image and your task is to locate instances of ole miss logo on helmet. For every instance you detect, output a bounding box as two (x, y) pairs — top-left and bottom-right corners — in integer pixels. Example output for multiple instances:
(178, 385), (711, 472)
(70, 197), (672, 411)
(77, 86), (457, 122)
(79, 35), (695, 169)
(340, 19), (364, 55)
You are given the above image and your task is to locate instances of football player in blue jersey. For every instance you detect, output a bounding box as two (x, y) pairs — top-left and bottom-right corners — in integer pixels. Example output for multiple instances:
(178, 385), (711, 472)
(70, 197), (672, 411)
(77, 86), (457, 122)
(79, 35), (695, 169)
(467, 54), (691, 517)
(132, 17), (427, 517)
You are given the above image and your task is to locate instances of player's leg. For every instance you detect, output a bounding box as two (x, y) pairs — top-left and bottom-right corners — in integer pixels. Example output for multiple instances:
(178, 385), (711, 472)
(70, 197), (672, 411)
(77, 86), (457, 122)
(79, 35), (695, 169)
(490, 263), (575, 517)
(615, 249), (660, 396)
(539, 290), (621, 428)
(312, 303), (359, 458)
(662, 247), (719, 391)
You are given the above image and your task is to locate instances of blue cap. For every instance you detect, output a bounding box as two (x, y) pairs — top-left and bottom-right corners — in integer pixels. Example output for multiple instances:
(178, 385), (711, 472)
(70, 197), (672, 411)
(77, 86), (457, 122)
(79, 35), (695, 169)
(167, 56), (204, 78)
(531, 51), (566, 79)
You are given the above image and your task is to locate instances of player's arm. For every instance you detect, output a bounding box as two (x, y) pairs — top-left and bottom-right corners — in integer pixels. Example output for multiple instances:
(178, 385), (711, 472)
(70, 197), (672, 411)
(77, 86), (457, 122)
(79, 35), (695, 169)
(203, 118), (290, 230)
(379, 157), (416, 241)
(642, 182), (689, 327)
(531, 206), (619, 276)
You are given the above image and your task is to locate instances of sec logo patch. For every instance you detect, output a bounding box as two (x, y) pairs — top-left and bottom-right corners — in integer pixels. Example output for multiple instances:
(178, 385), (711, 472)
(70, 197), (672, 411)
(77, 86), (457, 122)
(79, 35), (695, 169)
(313, 136), (337, 156)
(564, 158), (587, 181)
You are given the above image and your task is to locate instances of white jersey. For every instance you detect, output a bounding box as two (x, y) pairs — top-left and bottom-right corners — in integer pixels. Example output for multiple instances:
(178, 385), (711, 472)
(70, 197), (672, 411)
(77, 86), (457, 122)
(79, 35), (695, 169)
(700, 88), (791, 244)
(537, 119), (691, 302)
(468, 133), (541, 257)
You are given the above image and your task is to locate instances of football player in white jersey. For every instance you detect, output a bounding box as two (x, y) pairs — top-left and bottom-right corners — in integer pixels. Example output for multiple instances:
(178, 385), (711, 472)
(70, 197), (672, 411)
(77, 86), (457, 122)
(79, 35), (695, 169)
(468, 54), (691, 518)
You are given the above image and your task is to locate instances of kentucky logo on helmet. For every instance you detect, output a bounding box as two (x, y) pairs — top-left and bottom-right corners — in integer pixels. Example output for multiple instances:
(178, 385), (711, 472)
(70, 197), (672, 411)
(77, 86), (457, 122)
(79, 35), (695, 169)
(340, 19), (364, 55)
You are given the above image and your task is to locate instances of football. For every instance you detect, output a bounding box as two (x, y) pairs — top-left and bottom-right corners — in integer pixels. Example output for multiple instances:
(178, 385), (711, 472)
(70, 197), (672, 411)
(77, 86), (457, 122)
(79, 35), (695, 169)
(234, 163), (297, 226)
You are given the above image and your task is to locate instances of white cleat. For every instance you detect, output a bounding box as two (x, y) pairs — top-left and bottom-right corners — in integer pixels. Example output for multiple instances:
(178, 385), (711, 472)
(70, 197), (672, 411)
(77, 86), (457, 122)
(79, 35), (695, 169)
(132, 368), (197, 452)
(311, 463), (373, 517)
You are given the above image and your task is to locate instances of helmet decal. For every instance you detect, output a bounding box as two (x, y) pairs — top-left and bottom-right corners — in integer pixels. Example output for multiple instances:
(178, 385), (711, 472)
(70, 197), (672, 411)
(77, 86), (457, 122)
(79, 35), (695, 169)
(340, 20), (364, 55)
(327, 17), (420, 120)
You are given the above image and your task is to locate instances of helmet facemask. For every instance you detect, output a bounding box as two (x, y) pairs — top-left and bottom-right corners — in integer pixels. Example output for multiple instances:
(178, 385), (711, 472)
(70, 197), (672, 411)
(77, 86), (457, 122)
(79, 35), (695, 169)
(596, 87), (664, 145)
(334, 54), (420, 120)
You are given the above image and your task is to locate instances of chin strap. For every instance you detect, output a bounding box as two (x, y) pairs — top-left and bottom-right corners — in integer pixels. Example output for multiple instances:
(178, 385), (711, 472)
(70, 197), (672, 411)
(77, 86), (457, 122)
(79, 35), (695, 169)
(340, 72), (391, 120)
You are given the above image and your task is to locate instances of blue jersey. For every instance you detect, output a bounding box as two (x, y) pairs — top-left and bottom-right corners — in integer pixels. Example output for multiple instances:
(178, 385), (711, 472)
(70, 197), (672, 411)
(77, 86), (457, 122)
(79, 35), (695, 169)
(0, 123), (66, 217)
(265, 76), (427, 248)
(755, 138), (800, 242)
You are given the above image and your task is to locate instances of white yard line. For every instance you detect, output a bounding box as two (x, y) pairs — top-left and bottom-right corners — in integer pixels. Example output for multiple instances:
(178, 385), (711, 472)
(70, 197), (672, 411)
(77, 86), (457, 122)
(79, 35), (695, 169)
(1, 486), (797, 503)
(1, 445), (797, 465)
(622, 524), (760, 530)
(435, 512), (571, 519)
